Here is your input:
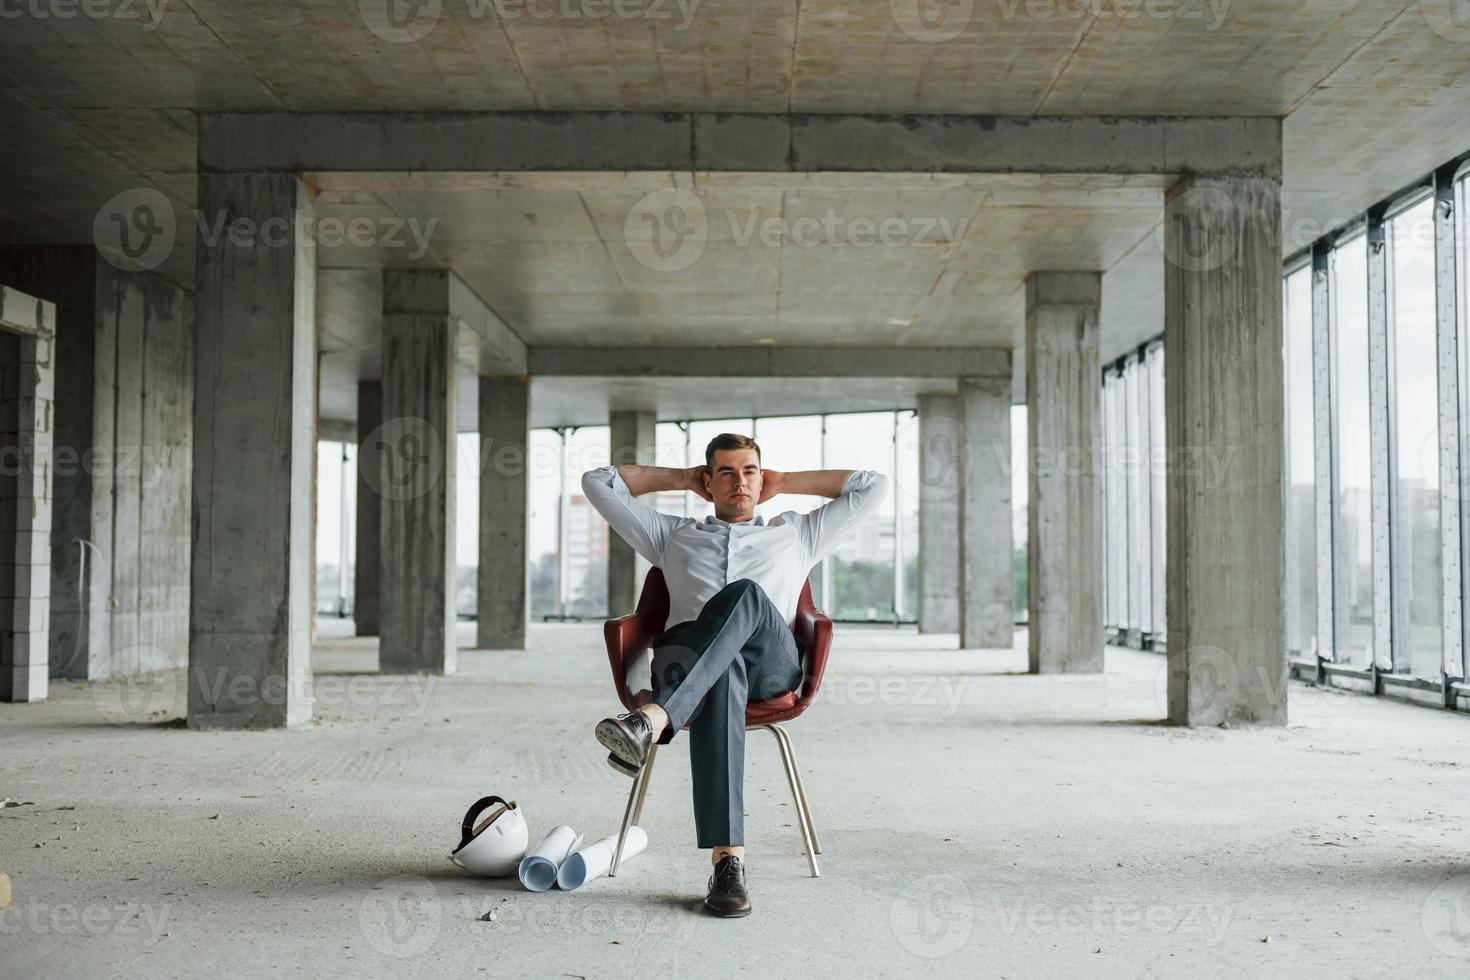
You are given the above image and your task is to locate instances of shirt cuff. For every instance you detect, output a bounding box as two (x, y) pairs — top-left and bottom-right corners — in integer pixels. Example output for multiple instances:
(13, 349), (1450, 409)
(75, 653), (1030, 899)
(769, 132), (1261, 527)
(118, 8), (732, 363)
(584, 464), (631, 496)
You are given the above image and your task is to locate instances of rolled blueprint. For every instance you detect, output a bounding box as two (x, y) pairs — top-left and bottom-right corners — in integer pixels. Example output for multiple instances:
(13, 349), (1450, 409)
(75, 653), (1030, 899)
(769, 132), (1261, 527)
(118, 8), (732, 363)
(556, 826), (649, 891)
(518, 824), (584, 892)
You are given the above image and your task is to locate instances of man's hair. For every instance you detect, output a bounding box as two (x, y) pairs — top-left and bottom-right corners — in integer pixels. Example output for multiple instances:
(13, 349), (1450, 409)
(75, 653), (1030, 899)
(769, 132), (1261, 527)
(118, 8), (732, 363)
(704, 433), (761, 473)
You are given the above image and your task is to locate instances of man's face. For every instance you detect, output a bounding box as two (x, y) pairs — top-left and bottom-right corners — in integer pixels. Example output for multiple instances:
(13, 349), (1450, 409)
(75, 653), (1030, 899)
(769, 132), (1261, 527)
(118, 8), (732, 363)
(704, 447), (762, 521)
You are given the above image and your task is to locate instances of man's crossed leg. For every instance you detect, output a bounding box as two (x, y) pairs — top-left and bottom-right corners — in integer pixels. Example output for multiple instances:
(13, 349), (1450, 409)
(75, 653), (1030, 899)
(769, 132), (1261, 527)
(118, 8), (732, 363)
(595, 578), (804, 917)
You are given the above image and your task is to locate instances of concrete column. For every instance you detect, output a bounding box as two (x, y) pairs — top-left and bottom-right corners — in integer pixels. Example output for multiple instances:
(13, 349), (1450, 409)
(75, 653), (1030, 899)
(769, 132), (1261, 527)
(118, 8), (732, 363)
(0, 285), (56, 702)
(477, 376), (530, 648)
(958, 370), (1012, 648)
(1026, 271), (1104, 674)
(354, 381), (382, 637)
(608, 409), (656, 615)
(1164, 176), (1286, 726)
(916, 393), (961, 633)
(189, 173), (316, 728)
(379, 270), (458, 675)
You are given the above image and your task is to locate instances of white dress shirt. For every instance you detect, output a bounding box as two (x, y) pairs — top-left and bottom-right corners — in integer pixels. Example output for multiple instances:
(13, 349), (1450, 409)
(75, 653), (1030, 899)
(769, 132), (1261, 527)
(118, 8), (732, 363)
(581, 465), (891, 692)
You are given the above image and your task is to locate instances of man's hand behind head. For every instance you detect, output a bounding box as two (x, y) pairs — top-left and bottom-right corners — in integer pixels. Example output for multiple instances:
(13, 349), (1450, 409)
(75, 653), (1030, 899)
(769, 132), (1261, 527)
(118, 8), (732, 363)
(684, 465), (714, 502)
(757, 469), (783, 504)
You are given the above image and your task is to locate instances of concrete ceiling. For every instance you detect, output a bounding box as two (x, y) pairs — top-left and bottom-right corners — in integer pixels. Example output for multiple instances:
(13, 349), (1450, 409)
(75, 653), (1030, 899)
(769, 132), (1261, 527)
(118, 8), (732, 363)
(2, 0), (1469, 424)
(311, 171), (1165, 423)
(2, 0), (1466, 252)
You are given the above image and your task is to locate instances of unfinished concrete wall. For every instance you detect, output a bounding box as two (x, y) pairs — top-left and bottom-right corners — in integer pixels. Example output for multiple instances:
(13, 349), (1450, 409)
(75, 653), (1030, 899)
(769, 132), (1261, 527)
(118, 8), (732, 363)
(0, 249), (192, 681)
(0, 283), (56, 702)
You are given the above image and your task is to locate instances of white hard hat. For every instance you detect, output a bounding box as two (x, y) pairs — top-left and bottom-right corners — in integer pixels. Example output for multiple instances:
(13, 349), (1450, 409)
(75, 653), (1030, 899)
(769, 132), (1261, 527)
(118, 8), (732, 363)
(448, 796), (528, 877)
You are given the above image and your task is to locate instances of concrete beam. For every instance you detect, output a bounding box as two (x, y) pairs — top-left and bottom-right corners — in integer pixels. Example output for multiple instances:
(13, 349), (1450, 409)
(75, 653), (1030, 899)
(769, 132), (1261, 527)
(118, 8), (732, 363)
(0, 284), (53, 336)
(1026, 272), (1104, 675)
(448, 274), (527, 377)
(318, 418), (356, 443)
(608, 410), (656, 616)
(1164, 176), (1286, 727)
(202, 113), (1281, 180)
(529, 346), (1012, 379)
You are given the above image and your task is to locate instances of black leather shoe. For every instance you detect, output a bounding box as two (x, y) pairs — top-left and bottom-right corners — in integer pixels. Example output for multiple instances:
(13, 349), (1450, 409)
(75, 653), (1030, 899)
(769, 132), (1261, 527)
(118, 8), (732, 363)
(704, 855), (752, 918)
(595, 710), (655, 775)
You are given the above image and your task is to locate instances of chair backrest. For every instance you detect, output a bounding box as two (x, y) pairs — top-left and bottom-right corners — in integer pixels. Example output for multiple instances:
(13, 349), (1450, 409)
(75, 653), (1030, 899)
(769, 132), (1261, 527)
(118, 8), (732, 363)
(631, 567), (671, 635)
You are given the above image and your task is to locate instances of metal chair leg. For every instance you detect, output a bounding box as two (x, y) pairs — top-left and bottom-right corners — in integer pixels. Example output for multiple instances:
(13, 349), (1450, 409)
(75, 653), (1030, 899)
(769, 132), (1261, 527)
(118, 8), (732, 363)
(772, 723), (821, 855)
(765, 724), (820, 877)
(632, 743), (658, 825)
(610, 755), (652, 877)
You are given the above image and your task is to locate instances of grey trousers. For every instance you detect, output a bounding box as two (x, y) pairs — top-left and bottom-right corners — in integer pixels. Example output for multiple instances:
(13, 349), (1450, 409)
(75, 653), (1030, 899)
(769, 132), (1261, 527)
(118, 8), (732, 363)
(650, 578), (804, 848)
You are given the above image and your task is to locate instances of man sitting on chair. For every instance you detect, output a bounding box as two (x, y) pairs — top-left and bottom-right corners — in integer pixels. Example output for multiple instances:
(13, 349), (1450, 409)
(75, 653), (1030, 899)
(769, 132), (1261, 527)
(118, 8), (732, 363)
(582, 433), (889, 917)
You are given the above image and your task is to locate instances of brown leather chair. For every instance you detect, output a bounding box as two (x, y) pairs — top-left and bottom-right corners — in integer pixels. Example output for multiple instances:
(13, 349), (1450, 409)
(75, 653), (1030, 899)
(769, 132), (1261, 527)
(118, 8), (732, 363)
(603, 568), (834, 877)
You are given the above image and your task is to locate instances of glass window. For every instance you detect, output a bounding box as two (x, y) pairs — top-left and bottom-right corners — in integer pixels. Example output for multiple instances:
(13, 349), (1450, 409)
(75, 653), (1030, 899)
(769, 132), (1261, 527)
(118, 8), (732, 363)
(1460, 174), (1470, 681)
(1012, 405), (1028, 624)
(653, 421), (691, 519)
(758, 414), (834, 613)
(1387, 198), (1442, 678)
(1147, 345), (1166, 637)
(453, 433), (478, 618)
(1332, 234), (1374, 667)
(1283, 265), (1317, 657)
(1103, 372), (1130, 632)
(822, 411), (899, 621)
(894, 410), (920, 620)
(751, 415), (826, 522)
(529, 411), (922, 626)
(561, 426), (611, 618)
(315, 440), (356, 617)
(1125, 357), (1149, 639)
(528, 428), (562, 619)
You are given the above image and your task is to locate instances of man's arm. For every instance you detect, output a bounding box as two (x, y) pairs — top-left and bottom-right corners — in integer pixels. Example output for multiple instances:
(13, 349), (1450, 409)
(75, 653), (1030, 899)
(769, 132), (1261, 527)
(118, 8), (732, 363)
(780, 469), (892, 562)
(759, 469), (855, 503)
(580, 465), (702, 565)
(614, 463), (710, 499)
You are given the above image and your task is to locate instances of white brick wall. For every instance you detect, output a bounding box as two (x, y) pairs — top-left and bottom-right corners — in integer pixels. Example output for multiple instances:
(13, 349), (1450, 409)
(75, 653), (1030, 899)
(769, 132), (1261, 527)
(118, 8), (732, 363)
(0, 284), (56, 702)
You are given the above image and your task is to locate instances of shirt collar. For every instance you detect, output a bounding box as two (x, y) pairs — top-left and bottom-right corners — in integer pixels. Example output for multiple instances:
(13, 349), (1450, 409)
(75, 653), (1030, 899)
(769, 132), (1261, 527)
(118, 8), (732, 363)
(703, 513), (765, 528)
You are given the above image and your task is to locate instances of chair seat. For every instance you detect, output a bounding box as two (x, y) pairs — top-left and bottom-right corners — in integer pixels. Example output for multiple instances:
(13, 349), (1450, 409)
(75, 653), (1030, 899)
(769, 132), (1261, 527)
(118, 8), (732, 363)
(745, 691), (800, 724)
(632, 687), (802, 727)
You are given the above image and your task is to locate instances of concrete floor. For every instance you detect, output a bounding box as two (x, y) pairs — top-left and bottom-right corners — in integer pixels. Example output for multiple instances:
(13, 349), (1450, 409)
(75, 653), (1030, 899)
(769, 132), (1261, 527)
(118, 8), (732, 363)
(3, 623), (1470, 979)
